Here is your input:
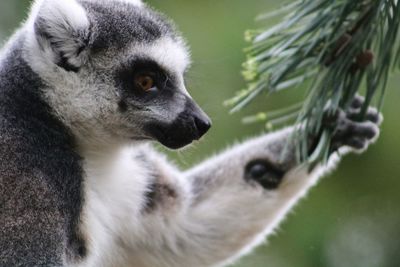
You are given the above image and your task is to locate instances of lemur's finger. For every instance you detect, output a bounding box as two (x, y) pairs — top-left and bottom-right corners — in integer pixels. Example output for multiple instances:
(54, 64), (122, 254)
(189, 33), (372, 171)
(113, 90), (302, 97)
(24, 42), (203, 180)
(346, 107), (382, 124)
(349, 121), (379, 140)
(344, 137), (368, 150)
(350, 95), (365, 109)
(334, 120), (378, 142)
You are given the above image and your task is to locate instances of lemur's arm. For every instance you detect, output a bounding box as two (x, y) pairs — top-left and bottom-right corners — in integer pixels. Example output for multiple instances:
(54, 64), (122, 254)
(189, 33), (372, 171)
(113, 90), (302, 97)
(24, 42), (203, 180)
(126, 99), (380, 267)
(180, 128), (318, 267)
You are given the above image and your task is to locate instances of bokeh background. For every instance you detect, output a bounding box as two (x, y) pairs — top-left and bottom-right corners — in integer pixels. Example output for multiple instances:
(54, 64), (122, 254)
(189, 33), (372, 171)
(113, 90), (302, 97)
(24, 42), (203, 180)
(1, 1), (400, 266)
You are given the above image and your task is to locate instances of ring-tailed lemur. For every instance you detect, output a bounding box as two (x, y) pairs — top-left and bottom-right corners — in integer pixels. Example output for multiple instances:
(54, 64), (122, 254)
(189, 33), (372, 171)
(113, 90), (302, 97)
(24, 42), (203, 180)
(0, 0), (382, 266)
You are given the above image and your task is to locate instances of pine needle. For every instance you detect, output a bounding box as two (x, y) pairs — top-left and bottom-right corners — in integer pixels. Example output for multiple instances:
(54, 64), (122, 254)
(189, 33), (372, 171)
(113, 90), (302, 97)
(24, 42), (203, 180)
(227, 0), (400, 164)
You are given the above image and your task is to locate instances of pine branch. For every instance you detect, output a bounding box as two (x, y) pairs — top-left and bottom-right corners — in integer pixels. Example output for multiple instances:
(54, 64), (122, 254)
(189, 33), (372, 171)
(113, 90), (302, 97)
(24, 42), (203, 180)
(227, 0), (400, 164)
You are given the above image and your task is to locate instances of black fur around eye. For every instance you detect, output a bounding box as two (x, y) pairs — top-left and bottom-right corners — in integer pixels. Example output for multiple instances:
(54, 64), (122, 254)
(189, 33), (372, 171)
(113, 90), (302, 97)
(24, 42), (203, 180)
(245, 160), (284, 190)
(116, 58), (173, 98)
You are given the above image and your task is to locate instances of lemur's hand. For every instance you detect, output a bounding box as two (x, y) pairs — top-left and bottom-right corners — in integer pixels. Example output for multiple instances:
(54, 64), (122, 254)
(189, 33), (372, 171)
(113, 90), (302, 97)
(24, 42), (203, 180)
(239, 95), (382, 192)
(325, 96), (382, 153)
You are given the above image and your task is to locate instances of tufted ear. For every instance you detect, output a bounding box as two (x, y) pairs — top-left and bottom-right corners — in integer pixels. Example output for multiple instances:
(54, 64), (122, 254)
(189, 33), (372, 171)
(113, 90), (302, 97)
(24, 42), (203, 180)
(33, 0), (91, 72)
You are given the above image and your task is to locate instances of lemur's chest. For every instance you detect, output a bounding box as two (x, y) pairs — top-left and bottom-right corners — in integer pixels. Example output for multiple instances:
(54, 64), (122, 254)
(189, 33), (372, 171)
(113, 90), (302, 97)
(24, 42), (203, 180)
(75, 147), (187, 267)
(80, 147), (183, 218)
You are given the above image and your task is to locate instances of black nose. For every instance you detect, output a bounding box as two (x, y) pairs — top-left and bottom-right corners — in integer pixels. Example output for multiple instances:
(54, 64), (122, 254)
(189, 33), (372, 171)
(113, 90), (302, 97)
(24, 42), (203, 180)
(194, 116), (212, 139)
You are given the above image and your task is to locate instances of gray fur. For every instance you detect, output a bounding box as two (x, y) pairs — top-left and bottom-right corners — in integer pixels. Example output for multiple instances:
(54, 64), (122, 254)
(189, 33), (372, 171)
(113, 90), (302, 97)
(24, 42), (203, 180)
(81, 0), (178, 50)
(0, 34), (85, 266)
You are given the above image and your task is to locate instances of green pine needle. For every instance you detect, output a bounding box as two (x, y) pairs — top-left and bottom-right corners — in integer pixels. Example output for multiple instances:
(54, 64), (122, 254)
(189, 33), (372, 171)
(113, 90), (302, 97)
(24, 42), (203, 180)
(227, 0), (400, 164)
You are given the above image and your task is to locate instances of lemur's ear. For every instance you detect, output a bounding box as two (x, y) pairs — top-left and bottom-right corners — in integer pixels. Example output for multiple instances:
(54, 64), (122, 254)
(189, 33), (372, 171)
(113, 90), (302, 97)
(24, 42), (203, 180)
(33, 0), (91, 72)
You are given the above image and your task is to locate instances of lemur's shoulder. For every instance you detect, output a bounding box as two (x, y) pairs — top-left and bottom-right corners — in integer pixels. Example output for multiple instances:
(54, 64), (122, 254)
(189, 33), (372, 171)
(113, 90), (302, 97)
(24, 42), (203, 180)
(0, 36), (86, 266)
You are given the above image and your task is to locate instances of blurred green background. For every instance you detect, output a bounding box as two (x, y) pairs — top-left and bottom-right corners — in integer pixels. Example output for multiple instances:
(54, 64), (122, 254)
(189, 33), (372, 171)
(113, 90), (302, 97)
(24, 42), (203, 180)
(1, 1), (400, 266)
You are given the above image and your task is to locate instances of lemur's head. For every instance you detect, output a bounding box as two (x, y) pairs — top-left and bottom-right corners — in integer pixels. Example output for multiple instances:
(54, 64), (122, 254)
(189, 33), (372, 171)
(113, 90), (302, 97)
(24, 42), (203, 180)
(23, 0), (211, 150)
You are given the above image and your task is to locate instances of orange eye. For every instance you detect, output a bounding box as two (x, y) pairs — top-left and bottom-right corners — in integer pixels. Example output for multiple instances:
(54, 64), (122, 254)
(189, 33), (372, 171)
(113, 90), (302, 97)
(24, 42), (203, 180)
(135, 74), (155, 91)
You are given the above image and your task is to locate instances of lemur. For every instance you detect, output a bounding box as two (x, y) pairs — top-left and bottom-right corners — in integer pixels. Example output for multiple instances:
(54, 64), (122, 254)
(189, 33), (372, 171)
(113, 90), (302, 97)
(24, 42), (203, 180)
(0, 0), (382, 266)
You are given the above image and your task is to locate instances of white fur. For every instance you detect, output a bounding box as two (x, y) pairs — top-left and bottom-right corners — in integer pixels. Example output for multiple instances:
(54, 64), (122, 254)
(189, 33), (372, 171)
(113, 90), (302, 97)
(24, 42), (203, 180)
(75, 144), (191, 267)
(131, 36), (191, 85)
(74, 145), (153, 267)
